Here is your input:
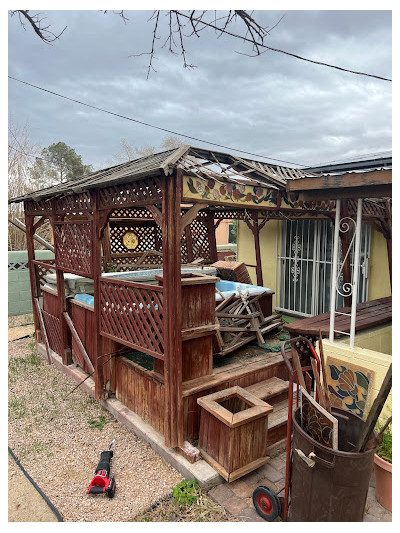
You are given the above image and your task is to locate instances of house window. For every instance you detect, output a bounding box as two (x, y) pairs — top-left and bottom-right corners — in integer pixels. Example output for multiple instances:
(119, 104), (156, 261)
(277, 219), (370, 316)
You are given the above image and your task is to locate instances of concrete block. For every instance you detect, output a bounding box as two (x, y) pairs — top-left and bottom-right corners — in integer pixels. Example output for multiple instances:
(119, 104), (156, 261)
(17, 271), (30, 281)
(8, 272), (19, 282)
(8, 302), (21, 315)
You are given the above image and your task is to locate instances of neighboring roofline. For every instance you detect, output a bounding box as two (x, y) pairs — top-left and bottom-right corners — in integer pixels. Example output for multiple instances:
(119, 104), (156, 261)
(286, 168), (392, 200)
(304, 156), (392, 174)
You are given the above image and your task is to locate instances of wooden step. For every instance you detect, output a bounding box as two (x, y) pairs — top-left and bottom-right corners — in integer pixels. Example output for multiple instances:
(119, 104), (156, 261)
(265, 392), (299, 447)
(244, 377), (289, 405)
(266, 399), (289, 447)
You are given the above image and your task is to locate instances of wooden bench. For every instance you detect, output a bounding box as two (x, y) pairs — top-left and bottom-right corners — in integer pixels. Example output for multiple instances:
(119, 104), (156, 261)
(284, 296), (392, 340)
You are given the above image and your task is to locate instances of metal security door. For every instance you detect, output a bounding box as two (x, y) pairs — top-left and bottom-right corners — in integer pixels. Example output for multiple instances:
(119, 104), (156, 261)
(277, 219), (370, 316)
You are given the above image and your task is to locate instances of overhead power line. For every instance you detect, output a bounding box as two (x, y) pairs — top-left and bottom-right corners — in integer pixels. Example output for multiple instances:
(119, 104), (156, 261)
(8, 75), (306, 167)
(173, 11), (392, 82)
(9, 75), (392, 172)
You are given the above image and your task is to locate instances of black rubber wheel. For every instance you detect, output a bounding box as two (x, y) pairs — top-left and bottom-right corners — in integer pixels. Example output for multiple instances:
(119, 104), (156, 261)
(107, 482), (116, 499)
(253, 485), (281, 521)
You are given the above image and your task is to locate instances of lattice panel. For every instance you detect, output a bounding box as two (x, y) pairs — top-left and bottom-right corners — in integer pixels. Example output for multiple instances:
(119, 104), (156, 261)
(100, 280), (164, 358)
(99, 177), (162, 209)
(190, 219), (211, 261)
(34, 262), (56, 296)
(109, 224), (161, 254)
(211, 209), (246, 220)
(53, 222), (93, 276)
(42, 310), (63, 357)
(180, 232), (189, 264)
(109, 207), (155, 219)
(55, 192), (93, 214)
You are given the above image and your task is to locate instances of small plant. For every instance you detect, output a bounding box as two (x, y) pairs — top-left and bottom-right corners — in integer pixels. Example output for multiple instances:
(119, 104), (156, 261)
(88, 415), (108, 430)
(105, 262), (118, 273)
(172, 479), (199, 506)
(377, 421), (392, 463)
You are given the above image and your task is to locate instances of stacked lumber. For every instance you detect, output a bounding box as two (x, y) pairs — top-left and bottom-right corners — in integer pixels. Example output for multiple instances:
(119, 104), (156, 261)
(214, 287), (283, 357)
(211, 260), (252, 284)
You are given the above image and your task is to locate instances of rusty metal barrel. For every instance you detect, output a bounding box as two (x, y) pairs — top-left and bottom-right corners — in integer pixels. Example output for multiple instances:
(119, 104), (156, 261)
(289, 407), (375, 522)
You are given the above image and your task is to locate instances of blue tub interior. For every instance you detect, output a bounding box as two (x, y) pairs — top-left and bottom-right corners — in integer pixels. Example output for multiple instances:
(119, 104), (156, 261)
(215, 280), (270, 301)
(74, 280), (271, 308)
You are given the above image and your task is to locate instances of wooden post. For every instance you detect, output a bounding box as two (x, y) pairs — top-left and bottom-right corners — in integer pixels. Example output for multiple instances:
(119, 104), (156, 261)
(24, 210), (40, 341)
(205, 212), (218, 263)
(253, 218), (264, 288)
(185, 225), (194, 263)
(93, 191), (106, 400)
(101, 224), (112, 270)
(245, 212), (268, 287)
(162, 169), (183, 448)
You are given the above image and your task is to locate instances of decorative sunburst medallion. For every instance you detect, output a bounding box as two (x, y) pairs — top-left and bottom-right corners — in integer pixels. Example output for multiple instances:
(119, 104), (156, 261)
(122, 231), (139, 250)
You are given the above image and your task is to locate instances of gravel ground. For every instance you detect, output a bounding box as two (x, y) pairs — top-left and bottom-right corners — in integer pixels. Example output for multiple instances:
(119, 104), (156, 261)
(8, 313), (34, 328)
(8, 336), (183, 522)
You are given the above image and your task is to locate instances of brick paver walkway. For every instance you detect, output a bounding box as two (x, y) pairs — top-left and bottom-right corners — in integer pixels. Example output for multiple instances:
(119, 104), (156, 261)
(208, 445), (391, 522)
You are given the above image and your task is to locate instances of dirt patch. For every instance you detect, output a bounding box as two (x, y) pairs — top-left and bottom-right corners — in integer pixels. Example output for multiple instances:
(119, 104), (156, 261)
(8, 454), (58, 522)
(8, 337), (183, 522)
(8, 325), (35, 342)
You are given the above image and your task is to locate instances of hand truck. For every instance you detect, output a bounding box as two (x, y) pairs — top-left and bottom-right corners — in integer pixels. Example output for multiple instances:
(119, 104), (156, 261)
(252, 336), (320, 521)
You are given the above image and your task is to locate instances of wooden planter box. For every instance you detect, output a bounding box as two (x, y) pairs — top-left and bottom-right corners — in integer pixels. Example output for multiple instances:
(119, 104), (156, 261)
(197, 386), (273, 482)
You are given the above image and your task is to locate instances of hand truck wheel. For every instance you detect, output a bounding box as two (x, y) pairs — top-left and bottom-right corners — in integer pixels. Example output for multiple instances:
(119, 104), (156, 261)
(253, 485), (281, 521)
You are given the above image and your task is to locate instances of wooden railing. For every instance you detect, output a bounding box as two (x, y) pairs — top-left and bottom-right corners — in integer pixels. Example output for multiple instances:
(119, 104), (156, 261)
(99, 277), (164, 359)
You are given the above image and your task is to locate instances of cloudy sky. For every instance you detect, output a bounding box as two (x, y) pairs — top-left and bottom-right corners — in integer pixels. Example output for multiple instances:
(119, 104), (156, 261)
(8, 8), (392, 170)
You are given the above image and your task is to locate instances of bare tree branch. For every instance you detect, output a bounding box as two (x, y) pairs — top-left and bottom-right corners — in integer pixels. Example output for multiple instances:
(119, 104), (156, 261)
(9, 10), (66, 44)
(172, 10), (391, 81)
(9, 9), (391, 82)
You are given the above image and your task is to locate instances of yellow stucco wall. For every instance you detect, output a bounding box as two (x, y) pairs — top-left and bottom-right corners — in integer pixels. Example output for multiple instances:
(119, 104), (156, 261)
(343, 325), (392, 355)
(237, 220), (279, 302)
(367, 228), (391, 300)
(320, 340), (392, 425)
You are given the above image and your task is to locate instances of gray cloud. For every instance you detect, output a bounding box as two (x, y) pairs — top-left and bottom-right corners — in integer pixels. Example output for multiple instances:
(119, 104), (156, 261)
(8, 10), (392, 169)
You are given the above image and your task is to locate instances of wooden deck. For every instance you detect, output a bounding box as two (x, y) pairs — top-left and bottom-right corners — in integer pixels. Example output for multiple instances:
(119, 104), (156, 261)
(284, 296), (392, 338)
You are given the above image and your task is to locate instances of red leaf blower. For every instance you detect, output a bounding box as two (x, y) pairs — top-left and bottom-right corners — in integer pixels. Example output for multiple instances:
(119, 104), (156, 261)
(87, 440), (116, 498)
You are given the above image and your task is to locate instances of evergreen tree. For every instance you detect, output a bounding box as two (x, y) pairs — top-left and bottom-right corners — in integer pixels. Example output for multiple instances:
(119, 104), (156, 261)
(30, 141), (93, 186)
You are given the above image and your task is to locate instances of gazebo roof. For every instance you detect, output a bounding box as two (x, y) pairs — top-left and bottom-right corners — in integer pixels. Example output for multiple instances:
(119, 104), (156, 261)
(9, 145), (392, 205)
(9, 145), (317, 204)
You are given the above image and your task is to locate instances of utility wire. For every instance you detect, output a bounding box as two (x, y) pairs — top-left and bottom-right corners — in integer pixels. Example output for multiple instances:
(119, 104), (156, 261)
(8, 75), (306, 167)
(9, 75), (392, 171)
(173, 11), (392, 82)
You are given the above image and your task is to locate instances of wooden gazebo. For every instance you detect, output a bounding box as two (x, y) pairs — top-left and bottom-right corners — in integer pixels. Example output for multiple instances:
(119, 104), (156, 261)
(9, 146), (392, 451)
